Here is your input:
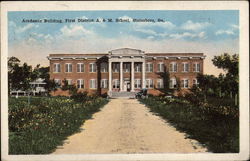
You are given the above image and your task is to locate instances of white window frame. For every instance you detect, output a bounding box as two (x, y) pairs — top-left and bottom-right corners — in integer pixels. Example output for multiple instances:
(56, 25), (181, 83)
(193, 62), (201, 72)
(134, 63), (142, 72)
(157, 79), (164, 89)
(157, 62), (164, 72)
(89, 63), (97, 73)
(170, 62), (178, 72)
(112, 79), (120, 88)
(65, 63), (73, 73)
(54, 79), (61, 87)
(53, 63), (61, 73)
(134, 79), (141, 89)
(123, 63), (130, 73)
(182, 62), (189, 72)
(77, 63), (84, 73)
(89, 79), (97, 89)
(169, 78), (177, 89)
(182, 79), (189, 88)
(101, 79), (108, 88)
(100, 62), (108, 73)
(193, 78), (199, 86)
(112, 63), (120, 73)
(66, 79), (73, 85)
(146, 79), (153, 89)
(146, 63), (153, 72)
(77, 79), (84, 89)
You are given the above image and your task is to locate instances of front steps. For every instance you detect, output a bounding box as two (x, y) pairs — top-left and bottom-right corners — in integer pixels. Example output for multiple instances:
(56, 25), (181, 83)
(110, 91), (136, 98)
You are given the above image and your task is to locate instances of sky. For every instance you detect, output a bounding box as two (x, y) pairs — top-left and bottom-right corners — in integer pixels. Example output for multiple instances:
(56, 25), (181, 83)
(8, 10), (239, 75)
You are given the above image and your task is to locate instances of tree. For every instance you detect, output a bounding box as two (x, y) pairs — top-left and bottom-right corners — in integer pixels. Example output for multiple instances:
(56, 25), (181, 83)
(61, 79), (78, 96)
(156, 65), (171, 95)
(212, 53), (238, 78)
(212, 53), (239, 98)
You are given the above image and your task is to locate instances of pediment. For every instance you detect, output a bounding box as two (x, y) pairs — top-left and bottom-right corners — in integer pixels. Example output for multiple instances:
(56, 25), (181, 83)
(109, 48), (145, 56)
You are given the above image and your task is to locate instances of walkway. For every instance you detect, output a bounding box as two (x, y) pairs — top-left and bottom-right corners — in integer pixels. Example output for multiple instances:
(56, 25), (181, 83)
(53, 98), (207, 154)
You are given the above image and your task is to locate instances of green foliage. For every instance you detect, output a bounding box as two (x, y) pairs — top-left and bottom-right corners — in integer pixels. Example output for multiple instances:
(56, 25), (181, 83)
(139, 96), (239, 153)
(9, 96), (109, 154)
(61, 79), (78, 95)
(212, 53), (239, 78)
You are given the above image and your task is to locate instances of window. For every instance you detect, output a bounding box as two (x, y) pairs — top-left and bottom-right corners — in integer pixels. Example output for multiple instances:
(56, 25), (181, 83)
(135, 63), (142, 72)
(123, 63), (130, 72)
(146, 63), (153, 72)
(112, 63), (120, 72)
(169, 78), (177, 89)
(77, 63), (84, 73)
(53, 63), (61, 73)
(182, 79), (189, 88)
(89, 63), (97, 72)
(134, 79), (141, 89)
(112, 79), (120, 88)
(193, 63), (201, 72)
(66, 79), (72, 85)
(170, 62), (177, 72)
(157, 63), (164, 72)
(146, 79), (153, 88)
(101, 63), (108, 73)
(65, 63), (72, 73)
(90, 79), (97, 89)
(193, 78), (199, 86)
(101, 79), (108, 88)
(54, 79), (61, 87)
(157, 79), (164, 88)
(182, 62), (189, 72)
(77, 79), (84, 89)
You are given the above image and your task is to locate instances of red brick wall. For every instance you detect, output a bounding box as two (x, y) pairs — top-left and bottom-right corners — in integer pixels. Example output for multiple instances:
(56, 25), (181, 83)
(49, 54), (204, 96)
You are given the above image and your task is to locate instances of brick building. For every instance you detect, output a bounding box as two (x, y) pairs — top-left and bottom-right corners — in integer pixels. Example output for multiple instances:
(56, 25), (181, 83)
(47, 48), (205, 96)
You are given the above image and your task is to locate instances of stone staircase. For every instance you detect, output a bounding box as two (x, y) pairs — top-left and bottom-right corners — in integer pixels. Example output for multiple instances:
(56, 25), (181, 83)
(110, 91), (136, 98)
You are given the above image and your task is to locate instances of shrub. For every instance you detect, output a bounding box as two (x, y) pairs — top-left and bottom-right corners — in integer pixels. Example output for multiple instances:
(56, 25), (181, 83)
(139, 96), (239, 153)
(9, 96), (109, 154)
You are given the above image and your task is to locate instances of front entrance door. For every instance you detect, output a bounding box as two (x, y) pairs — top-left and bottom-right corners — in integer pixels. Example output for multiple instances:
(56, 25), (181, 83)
(124, 81), (131, 92)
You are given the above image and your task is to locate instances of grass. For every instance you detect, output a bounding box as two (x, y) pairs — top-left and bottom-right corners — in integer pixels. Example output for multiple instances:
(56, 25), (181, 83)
(139, 96), (239, 153)
(8, 96), (109, 154)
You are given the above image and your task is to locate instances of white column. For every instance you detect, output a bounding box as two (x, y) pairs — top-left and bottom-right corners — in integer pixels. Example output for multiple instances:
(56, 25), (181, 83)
(142, 61), (146, 88)
(108, 61), (112, 92)
(131, 61), (135, 92)
(120, 62), (123, 91)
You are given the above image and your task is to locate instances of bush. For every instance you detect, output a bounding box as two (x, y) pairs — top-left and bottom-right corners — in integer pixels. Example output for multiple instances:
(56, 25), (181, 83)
(139, 96), (239, 153)
(9, 96), (109, 154)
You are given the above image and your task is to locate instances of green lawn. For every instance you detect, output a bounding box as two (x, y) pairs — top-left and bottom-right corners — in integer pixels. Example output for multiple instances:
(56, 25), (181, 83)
(9, 96), (109, 154)
(139, 96), (239, 153)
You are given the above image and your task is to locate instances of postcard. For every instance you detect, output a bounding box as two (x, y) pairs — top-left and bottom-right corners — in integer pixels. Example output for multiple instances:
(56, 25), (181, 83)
(1, 1), (249, 161)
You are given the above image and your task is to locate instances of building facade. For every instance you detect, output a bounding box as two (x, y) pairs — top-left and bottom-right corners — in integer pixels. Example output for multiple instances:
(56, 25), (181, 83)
(48, 48), (205, 96)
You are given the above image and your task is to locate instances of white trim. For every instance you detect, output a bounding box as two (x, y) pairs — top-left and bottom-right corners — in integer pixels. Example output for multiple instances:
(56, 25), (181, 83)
(134, 79), (141, 89)
(53, 63), (61, 73)
(170, 62), (178, 72)
(157, 79), (164, 88)
(77, 63), (84, 73)
(182, 62), (189, 72)
(77, 79), (84, 89)
(157, 62), (164, 72)
(101, 79), (108, 88)
(65, 63), (73, 73)
(146, 62), (153, 72)
(89, 63), (97, 73)
(146, 79), (154, 89)
(89, 79), (97, 89)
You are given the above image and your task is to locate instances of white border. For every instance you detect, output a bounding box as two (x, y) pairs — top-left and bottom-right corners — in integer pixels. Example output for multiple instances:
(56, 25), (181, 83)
(1, 1), (249, 161)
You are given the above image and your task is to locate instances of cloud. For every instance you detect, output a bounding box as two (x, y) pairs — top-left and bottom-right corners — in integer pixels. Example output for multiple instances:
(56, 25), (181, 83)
(215, 29), (234, 35)
(231, 24), (239, 30)
(60, 24), (93, 38)
(169, 31), (206, 39)
(181, 20), (211, 31)
(15, 23), (39, 33)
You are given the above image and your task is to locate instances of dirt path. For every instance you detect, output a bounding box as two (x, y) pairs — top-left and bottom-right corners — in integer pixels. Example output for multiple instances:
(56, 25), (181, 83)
(53, 98), (207, 154)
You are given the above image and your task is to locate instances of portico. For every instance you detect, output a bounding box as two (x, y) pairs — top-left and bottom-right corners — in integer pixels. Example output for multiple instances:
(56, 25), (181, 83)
(108, 48), (146, 95)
